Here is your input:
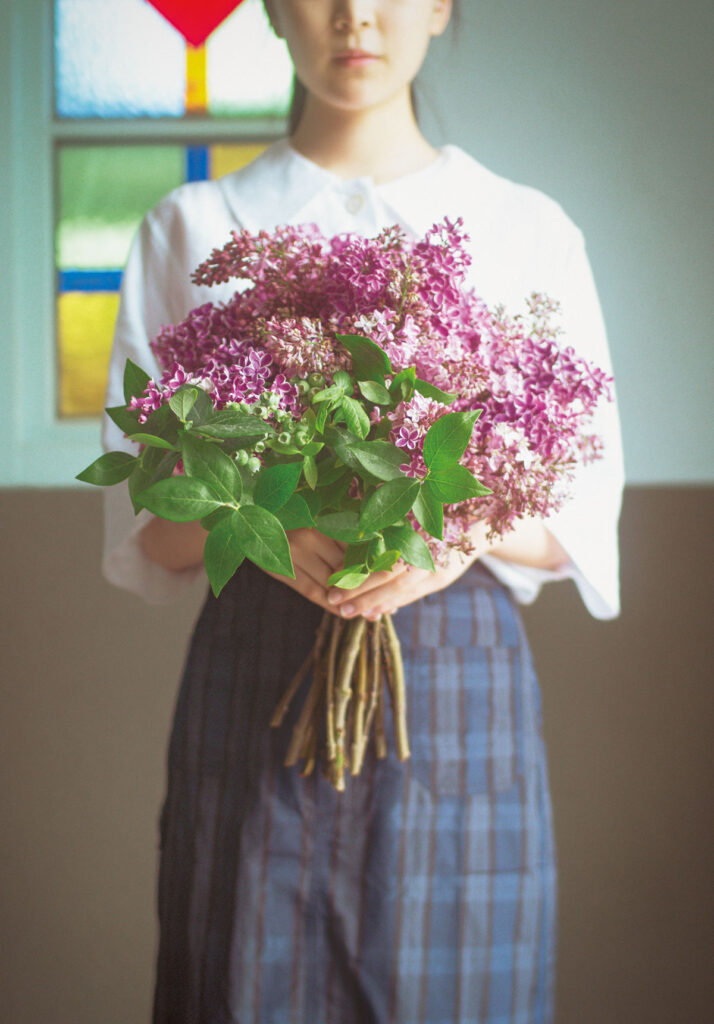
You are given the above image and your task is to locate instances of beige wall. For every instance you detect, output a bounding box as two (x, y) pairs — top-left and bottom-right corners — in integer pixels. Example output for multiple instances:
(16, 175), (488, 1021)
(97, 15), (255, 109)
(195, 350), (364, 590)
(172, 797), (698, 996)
(1, 485), (712, 1023)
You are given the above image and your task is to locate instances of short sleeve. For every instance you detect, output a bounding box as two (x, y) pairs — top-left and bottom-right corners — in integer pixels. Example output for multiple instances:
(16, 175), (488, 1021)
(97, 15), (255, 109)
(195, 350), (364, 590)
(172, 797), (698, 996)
(100, 212), (206, 603)
(480, 227), (625, 619)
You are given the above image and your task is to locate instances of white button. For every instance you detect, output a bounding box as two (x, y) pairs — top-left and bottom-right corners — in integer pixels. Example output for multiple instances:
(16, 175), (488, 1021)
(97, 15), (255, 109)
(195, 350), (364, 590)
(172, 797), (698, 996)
(345, 193), (365, 214)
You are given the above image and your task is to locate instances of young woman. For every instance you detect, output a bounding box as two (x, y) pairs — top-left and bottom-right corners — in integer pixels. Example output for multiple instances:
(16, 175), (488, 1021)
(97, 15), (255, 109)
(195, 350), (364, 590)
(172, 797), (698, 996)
(102, 2), (624, 1020)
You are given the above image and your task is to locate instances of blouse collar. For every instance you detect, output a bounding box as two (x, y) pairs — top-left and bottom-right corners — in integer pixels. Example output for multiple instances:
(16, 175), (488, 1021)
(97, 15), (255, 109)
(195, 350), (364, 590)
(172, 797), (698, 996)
(217, 137), (484, 235)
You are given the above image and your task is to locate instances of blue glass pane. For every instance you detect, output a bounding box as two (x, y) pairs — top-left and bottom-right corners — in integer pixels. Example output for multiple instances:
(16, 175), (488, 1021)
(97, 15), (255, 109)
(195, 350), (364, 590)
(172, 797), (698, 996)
(207, 0), (293, 117)
(55, 0), (185, 118)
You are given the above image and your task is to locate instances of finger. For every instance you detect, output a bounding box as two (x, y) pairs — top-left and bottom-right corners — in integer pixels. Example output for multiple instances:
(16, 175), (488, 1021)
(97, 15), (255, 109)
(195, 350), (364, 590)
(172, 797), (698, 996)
(333, 569), (432, 619)
(284, 529), (341, 581)
(291, 528), (347, 573)
(327, 561), (410, 607)
(262, 563), (333, 613)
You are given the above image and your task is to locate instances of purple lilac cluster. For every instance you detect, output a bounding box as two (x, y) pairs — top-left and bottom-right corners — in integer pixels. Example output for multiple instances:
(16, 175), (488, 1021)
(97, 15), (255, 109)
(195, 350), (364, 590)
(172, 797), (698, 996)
(130, 218), (611, 555)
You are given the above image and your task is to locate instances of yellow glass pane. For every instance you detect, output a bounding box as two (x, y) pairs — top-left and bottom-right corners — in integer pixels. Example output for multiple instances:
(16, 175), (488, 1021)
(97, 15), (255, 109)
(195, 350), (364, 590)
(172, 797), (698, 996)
(185, 45), (208, 114)
(211, 143), (268, 180)
(58, 292), (120, 417)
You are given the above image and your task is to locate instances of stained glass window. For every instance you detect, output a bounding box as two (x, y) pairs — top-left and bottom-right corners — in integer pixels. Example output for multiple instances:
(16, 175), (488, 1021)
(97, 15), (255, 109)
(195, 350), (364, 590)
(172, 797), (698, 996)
(56, 143), (269, 416)
(55, 0), (293, 119)
(53, 0), (292, 418)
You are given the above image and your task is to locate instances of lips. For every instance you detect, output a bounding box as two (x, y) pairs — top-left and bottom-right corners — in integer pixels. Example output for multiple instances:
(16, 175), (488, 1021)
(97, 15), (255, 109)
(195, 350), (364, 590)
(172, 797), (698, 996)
(333, 49), (380, 65)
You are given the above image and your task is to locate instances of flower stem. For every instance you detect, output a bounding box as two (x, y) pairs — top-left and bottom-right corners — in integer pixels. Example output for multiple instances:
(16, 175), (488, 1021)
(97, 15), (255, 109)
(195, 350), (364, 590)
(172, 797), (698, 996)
(332, 617), (366, 790)
(284, 662), (326, 767)
(382, 614), (411, 761)
(325, 616), (344, 763)
(270, 610), (330, 727)
(374, 676), (387, 759)
(349, 627), (369, 775)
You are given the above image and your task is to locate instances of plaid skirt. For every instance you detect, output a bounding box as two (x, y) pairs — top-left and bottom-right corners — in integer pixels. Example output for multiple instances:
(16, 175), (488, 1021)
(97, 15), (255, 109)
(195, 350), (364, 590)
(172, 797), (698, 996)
(153, 560), (557, 1024)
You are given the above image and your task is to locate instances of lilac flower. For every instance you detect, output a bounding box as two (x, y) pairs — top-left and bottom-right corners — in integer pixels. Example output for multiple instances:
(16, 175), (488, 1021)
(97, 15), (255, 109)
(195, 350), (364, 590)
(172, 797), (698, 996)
(394, 426), (420, 451)
(133, 216), (611, 560)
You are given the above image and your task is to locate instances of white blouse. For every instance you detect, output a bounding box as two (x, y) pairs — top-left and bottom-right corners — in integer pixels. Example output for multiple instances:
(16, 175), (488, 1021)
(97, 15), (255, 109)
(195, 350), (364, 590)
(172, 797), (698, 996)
(102, 139), (625, 618)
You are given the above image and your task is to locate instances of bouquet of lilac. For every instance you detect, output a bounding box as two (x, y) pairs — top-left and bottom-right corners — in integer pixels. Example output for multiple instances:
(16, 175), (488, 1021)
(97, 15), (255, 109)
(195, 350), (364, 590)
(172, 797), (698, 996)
(78, 217), (611, 790)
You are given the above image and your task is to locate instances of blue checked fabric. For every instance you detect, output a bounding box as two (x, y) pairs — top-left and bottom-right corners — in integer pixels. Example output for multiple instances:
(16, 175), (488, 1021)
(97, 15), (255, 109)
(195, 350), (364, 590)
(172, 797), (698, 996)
(153, 561), (556, 1024)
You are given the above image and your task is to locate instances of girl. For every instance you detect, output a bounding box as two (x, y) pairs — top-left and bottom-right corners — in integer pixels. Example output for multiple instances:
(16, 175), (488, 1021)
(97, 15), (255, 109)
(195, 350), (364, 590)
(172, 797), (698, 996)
(102, 1), (624, 1021)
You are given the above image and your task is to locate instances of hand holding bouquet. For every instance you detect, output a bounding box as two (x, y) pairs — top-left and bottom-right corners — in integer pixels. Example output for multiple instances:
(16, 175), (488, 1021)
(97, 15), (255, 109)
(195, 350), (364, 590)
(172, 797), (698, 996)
(79, 218), (611, 790)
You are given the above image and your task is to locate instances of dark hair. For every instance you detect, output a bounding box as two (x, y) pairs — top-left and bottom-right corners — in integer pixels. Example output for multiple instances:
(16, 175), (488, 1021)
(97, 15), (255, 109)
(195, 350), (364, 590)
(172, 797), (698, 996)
(286, 1), (460, 135)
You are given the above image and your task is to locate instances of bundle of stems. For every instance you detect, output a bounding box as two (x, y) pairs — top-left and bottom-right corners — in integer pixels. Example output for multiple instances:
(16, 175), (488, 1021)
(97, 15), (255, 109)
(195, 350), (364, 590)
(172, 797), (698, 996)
(270, 611), (410, 791)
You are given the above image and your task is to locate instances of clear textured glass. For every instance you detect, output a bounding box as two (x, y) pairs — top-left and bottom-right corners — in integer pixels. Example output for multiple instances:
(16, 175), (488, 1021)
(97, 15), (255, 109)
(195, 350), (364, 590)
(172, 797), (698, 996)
(58, 292), (120, 416)
(55, 0), (185, 117)
(57, 145), (185, 269)
(207, 0), (293, 117)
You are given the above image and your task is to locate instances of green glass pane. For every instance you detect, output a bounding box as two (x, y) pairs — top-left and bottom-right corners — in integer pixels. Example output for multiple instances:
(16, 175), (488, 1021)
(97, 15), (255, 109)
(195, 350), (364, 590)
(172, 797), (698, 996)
(55, 0), (185, 118)
(57, 145), (184, 269)
(207, 0), (292, 117)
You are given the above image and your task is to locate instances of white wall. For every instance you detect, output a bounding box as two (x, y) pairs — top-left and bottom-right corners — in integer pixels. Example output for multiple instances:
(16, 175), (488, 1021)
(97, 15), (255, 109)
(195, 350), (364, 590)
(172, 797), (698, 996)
(1, 1), (711, 485)
(419, 0), (713, 483)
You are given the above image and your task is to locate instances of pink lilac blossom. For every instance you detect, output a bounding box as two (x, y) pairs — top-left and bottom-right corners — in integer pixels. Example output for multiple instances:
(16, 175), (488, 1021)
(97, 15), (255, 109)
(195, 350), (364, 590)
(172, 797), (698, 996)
(130, 218), (611, 560)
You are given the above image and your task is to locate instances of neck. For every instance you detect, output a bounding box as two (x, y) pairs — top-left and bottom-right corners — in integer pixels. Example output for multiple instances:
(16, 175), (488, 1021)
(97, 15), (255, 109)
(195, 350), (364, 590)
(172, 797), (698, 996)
(289, 88), (439, 185)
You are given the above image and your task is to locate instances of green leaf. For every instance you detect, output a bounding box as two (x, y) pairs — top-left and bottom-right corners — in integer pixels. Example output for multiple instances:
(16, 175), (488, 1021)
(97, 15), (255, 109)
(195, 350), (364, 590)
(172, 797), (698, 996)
(312, 383), (345, 403)
(254, 461), (302, 512)
(144, 402), (180, 442)
(197, 409), (275, 440)
(359, 477), (420, 533)
(333, 370), (353, 391)
(314, 457), (345, 487)
(348, 440), (405, 481)
(357, 379), (391, 405)
(301, 440), (324, 457)
(267, 437), (301, 455)
(181, 433), (242, 503)
(299, 408), (317, 440)
(427, 463), (493, 503)
(422, 409), (481, 469)
(326, 566), (370, 589)
(203, 512), (245, 597)
(315, 473), (352, 512)
(326, 426), (362, 471)
(412, 483), (443, 540)
(237, 464), (255, 502)
(301, 488), (322, 519)
(413, 378), (457, 404)
(336, 333), (392, 381)
(383, 522), (436, 572)
(200, 506), (233, 531)
(372, 416), (394, 440)
(367, 535), (387, 560)
(315, 511), (377, 544)
(315, 399), (333, 434)
(169, 386), (198, 422)
(128, 433), (177, 450)
(303, 453), (318, 489)
(233, 505), (294, 577)
(105, 405), (141, 436)
(388, 366), (416, 401)
(339, 396), (371, 440)
(184, 388), (214, 426)
(369, 549), (401, 573)
(76, 451), (137, 486)
(123, 359), (150, 405)
(128, 450), (179, 513)
(342, 541), (371, 568)
(136, 476), (223, 521)
(274, 493), (316, 530)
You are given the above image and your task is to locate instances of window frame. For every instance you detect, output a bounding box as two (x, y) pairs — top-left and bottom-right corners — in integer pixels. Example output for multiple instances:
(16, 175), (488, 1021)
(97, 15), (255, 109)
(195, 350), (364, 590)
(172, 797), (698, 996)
(2, 0), (287, 486)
